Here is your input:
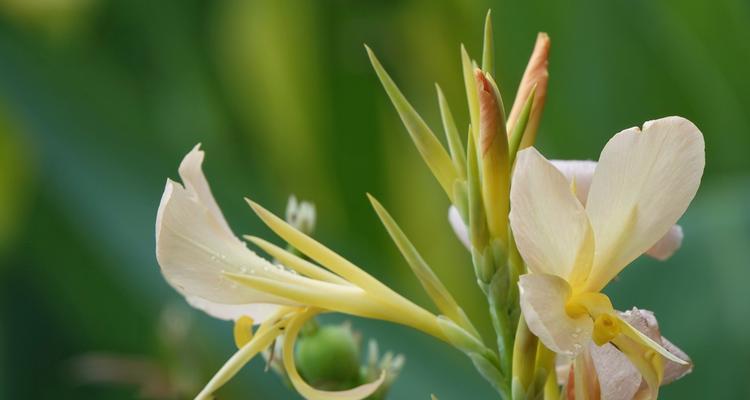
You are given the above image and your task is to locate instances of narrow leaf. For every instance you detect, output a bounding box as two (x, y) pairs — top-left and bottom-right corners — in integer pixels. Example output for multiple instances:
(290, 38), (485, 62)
(367, 193), (478, 337)
(482, 10), (494, 75)
(462, 44), (480, 145)
(508, 85), (536, 166)
(436, 83), (467, 179)
(366, 45), (457, 200)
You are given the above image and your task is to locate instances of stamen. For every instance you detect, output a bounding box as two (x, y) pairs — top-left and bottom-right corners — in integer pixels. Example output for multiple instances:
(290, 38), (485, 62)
(592, 314), (620, 346)
(233, 316), (254, 349)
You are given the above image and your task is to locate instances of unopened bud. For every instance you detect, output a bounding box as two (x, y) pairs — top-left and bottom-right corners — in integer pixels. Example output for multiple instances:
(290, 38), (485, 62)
(474, 69), (510, 244)
(295, 323), (361, 390)
(507, 33), (549, 149)
(285, 195), (316, 235)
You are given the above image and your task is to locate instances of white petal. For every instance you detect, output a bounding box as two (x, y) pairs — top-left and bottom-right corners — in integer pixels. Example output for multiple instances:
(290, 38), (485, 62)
(584, 117), (704, 291)
(510, 149), (594, 282)
(185, 296), (280, 322)
(448, 206), (470, 249)
(550, 159), (596, 205)
(552, 159), (685, 262)
(518, 274), (593, 356)
(156, 147), (293, 311)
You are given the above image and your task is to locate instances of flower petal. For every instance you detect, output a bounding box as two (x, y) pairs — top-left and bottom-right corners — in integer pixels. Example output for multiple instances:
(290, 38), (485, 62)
(518, 274), (593, 356)
(583, 117), (704, 291)
(283, 308), (386, 400)
(510, 148), (594, 283)
(448, 206), (471, 249)
(185, 296), (280, 322)
(589, 342), (642, 400)
(156, 147), (292, 312)
(551, 159), (685, 262)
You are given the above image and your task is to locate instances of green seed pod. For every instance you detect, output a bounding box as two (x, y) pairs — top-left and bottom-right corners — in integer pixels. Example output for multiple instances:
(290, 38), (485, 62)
(295, 324), (361, 390)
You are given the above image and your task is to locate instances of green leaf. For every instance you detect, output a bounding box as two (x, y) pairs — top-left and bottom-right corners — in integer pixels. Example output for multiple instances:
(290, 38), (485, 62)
(508, 85), (536, 166)
(435, 83), (466, 179)
(461, 45), (480, 145)
(365, 46), (458, 201)
(482, 10), (494, 75)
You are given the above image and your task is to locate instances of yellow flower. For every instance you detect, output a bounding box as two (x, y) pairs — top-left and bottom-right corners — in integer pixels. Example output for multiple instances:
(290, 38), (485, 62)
(508, 116), (704, 399)
(155, 145), (449, 399)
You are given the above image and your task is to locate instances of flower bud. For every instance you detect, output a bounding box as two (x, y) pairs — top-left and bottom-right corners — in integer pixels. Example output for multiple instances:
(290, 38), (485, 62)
(475, 69), (510, 245)
(507, 33), (549, 149)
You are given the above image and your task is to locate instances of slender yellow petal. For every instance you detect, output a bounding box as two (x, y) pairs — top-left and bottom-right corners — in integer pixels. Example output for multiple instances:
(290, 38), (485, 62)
(617, 317), (688, 365)
(509, 148), (593, 284)
(518, 274), (593, 356)
(283, 308), (387, 400)
(583, 117), (705, 291)
(225, 272), (389, 321)
(244, 235), (349, 285)
(365, 45), (457, 199)
(196, 315), (287, 400)
(610, 334), (662, 400)
(368, 194), (478, 337)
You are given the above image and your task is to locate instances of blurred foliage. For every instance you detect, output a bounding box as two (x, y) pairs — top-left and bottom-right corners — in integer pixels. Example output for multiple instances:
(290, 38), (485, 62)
(0, 0), (747, 399)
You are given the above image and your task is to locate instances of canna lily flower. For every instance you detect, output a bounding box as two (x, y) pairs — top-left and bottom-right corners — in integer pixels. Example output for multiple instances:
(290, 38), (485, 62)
(508, 116), (704, 398)
(155, 145), (452, 399)
(448, 161), (684, 261)
(557, 308), (692, 400)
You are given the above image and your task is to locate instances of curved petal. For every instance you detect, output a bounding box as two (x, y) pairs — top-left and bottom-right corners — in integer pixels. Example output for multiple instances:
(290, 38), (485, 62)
(584, 117), (704, 291)
(448, 206), (471, 249)
(552, 159), (685, 262)
(283, 308), (386, 400)
(518, 274), (593, 356)
(510, 148), (594, 283)
(590, 342), (643, 400)
(156, 147), (293, 310)
(185, 296), (280, 322)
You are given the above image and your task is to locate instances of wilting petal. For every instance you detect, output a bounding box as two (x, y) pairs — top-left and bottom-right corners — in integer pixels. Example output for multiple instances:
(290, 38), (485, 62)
(510, 149), (594, 283)
(448, 206), (471, 249)
(619, 309), (693, 385)
(185, 296), (279, 322)
(584, 117), (704, 291)
(519, 274), (593, 356)
(551, 160), (684, 262)
(156, 147), (293, 312)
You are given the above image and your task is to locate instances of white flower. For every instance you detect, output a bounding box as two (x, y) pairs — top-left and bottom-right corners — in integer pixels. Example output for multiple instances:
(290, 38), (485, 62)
(509, 116), (704, 398)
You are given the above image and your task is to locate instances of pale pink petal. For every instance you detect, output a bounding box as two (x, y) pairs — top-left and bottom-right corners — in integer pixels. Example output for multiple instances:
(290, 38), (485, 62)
(644, 225), (683, 261)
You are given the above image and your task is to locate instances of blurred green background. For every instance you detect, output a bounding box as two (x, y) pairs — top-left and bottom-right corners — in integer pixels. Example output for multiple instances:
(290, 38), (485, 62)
(0, 0), (748, 398)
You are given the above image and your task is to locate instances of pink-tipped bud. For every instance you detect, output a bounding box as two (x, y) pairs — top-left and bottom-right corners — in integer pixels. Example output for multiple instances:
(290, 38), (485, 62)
(474, 68), (504, 156)
(507, 33), (550, 148)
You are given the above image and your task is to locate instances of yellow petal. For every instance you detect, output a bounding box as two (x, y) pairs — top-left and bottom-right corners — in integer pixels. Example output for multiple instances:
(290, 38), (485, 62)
(518, 274), (593, 356)
(156, 147), (289, 315)
(244, 235), (350, 285)
(617, 317), (688, 365)
(233, 316), (254, 349)
(510, 148), (594, 284)
(195, 318), (285, 400)
(583, 117), (704, 291)
(609, 334), (662, 400)
(283, 308), (386, 400)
